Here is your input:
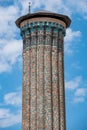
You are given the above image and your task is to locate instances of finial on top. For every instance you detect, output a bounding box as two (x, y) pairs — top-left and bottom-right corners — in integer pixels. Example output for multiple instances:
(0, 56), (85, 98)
(29, 1), (31, 14)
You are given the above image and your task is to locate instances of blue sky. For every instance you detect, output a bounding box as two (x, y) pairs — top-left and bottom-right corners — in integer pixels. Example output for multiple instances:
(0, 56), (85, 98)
(0, 0), (87, 130)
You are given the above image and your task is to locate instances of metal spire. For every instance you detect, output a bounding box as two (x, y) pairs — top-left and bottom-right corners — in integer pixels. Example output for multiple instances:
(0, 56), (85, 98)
(29, 1), (31, 14)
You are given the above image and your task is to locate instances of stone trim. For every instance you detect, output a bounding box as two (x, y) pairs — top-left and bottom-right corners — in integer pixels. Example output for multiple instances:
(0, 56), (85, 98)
(20, 17), (66, 28)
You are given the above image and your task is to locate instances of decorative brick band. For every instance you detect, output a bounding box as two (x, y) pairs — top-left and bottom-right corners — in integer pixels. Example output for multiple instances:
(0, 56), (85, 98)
(30, 46), (37, 129)
(44, 45), (53, 129)
(37, 45), (44, 129)
(52, 46), (60, 129)
(21, 21), (65, 46)
(22, 21), (65, 51)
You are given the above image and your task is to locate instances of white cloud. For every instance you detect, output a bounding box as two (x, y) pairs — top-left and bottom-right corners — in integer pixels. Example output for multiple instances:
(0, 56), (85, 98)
(65, 28), (81, 42)
(73, 88), (87, 103)
(0, 88), (22, 128)
(44, 0), (71, 16)
(66, 76), (87, 103)
(1, 39), (22, 64)
(0, 108), (21, 128)
(75, 88), (87, 97)
(73, 97), (85, 103)
(19, 0), (71, 16)
(0, 62), (11, 73)
(4, 91), (22, 106)
(0, 5), (22, 73)
(0, 5), (19, 39)
(0, 39), (22, 73)
(17, 0), (87, 18)
(64, 28), (81, 54)
(65, 76), (82, 90)
(67, 0), (87, 18)
(0, 109), (10, 119)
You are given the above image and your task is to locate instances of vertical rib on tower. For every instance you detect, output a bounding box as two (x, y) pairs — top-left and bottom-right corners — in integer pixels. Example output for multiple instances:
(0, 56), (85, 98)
(16, 11), (71, 130)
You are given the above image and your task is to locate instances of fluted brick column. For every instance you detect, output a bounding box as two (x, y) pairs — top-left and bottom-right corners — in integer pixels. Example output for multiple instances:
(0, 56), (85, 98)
(44, 29), (53, 130)
(58, 30), (66, 130)
(30, 31), (37, 130)
(37, 28), (45, 129)
(25, 49), (30, 130)
(22, 52), (26, 130)
(21, 23), (66, 130)
(52, 29), (60, 130)
(44, 45), (53, 130)
(22, 43), (31, 130)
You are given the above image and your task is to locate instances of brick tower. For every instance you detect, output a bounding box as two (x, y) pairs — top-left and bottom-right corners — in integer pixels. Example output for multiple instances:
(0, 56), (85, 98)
(16, 10), (71, 130)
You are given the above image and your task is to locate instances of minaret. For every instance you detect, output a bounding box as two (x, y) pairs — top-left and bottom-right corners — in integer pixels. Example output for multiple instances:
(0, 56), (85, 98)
(16, 7), (71, 130)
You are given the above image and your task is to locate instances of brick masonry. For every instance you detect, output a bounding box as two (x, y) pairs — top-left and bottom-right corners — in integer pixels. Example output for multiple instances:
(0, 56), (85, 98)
(21, 18), (66, 130)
